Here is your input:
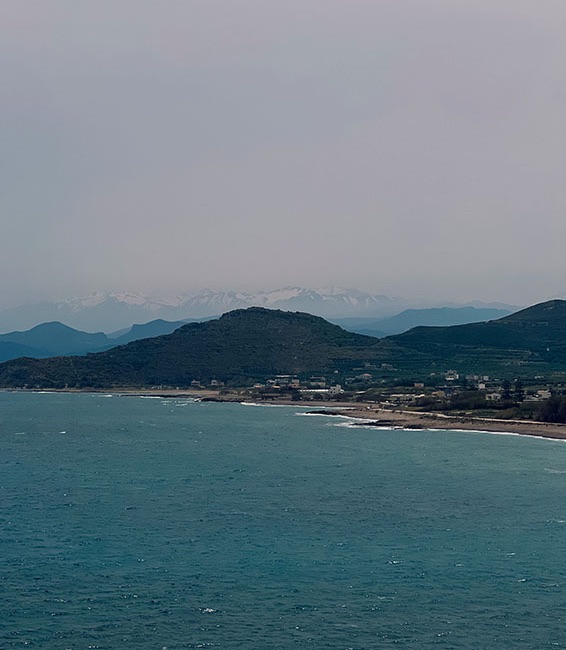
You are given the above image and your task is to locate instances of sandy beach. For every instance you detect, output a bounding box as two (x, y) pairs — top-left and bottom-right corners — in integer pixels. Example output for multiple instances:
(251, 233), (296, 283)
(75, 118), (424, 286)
(100, 389), (566, 441)
(306, 404), (566, 440)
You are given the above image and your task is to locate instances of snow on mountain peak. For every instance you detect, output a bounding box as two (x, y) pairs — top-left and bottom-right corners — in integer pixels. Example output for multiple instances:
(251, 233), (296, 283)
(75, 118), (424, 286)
(12, 286), (411, 332)
(59, 291), (182, 312)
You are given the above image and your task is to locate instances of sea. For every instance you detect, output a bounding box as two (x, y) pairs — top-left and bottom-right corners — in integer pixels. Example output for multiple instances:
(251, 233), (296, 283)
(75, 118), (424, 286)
(1, 392), (565, 649)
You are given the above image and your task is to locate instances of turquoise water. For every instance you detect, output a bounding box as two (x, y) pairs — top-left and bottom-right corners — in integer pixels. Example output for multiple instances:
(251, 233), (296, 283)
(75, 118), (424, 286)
(1, 392), (565, 649)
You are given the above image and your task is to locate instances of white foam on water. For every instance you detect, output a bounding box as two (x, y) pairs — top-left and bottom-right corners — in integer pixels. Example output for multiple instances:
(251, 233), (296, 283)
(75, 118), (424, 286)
(453, 428), (528, 436)
(456, 429), (566, 443)
(297, 412), (360, 421)
(333, 420), (393, 429)
(239, 401), (298, 408)
(322, 420), (566, 443)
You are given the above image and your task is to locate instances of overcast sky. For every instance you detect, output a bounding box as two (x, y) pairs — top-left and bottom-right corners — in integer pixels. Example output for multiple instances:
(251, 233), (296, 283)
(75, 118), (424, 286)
(1, 0), (565, 307)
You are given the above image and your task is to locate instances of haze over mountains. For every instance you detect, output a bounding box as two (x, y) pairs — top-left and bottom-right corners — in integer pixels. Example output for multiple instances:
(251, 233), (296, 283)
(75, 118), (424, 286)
(0, 287), (519, 333)
(0, 319), (188, 363)
(0, 308), (389, 388)
(0, 300), (564, 389)
(0, 305), (516, 363)
(333, 306), (512, 338)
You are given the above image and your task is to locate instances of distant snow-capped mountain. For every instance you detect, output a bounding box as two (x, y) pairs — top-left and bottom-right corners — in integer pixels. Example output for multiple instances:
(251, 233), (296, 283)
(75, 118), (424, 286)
(59, 291), (181, 312)
(0, 287), (408, 333)
(0, 287), (524, 334)
(175, 287), (405, 318)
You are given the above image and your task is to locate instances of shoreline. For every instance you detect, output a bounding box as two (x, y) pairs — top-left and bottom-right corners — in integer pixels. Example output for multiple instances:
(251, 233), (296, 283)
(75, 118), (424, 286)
(3, 388), (566, 441)
(225, 397), (566, 441)
(302, 404), (566, 441)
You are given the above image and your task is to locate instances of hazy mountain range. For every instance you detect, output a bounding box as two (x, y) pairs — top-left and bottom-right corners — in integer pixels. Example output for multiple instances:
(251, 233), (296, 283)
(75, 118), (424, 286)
(0, 287), (519, 333)
(0, 319), (188, 363)
(0, 300), (564, 389)
(0, 305), (516, 364)
(333, 306), (513, 338)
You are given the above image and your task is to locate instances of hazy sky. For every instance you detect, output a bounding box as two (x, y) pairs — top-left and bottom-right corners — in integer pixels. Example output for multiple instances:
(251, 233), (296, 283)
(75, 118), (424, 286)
(1, 0), (565, 307)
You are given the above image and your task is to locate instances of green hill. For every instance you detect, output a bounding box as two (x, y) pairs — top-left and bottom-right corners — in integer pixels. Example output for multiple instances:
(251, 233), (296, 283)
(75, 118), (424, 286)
(390, 300), (566, 375)
(1, 301), (564, 389)
(0, 308), (409, 389)
(357, 306), (512, 336)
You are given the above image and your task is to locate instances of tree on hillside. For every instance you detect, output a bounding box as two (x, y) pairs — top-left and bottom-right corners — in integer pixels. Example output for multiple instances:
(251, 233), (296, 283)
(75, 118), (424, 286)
(513, 378), (525, 402)
(538, 396), (566, 423)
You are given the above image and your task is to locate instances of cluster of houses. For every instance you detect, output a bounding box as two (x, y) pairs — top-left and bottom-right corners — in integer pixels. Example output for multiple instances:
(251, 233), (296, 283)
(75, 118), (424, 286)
(189, 379), (225, 388)
(446, 371), (552, 402)
(187, 366), (555, 406)
(363, 369), (555, 408)
(252, 375), (344, 397)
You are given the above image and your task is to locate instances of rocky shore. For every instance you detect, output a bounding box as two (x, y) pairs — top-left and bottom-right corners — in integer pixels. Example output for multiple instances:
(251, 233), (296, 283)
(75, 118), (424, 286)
(175, 392), (566, 441)
(303, 404), (566, 440)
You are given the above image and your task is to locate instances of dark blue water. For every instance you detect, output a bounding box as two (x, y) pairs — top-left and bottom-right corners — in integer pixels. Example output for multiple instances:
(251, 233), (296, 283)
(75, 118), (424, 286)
(1, 392), (565, 648)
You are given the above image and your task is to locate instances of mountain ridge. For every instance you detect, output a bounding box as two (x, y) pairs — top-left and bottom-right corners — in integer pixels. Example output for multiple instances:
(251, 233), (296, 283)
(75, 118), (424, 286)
(0, 319), (191, 362)
(0, 307), (404, 388)
(333, 306), (513, 337)
(0, 300), (564, 389)
(0, 287), (521, 333)
(389, 299), (566, 373)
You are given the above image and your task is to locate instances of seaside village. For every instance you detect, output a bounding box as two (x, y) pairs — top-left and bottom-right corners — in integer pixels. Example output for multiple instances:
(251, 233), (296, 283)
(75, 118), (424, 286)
(187, 368), (556, 412)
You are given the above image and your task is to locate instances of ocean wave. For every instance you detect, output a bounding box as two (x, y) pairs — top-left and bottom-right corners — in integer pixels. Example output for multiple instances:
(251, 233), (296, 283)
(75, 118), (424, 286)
(295, 411), (357, 420)
(239, 401), (299, 408)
